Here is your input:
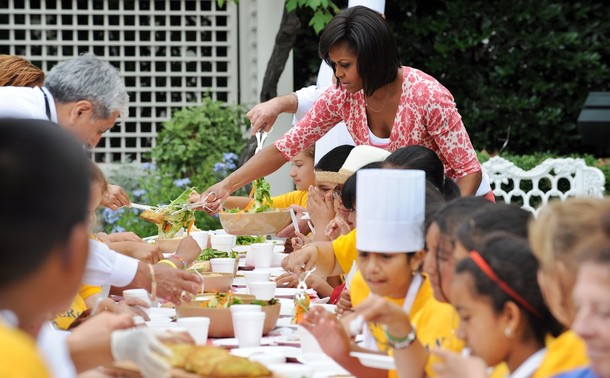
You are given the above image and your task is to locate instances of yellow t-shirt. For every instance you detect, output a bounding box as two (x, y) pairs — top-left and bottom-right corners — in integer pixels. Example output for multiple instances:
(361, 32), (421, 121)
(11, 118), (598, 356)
(388, 298), (463, 378)
(0, 322), (50, 378)
(332, 229), (357, 274)
(364, 277), (433, 353)
(534, 330), (589, 378)
(244, 190), (309, 211)
(54, 284), (101, 330)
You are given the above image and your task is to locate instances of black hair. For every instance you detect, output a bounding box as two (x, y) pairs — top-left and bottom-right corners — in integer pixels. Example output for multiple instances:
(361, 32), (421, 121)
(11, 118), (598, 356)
(432, 197), (494, 242)
(341, 161), (383, 210)
(319, 6), (401, 97)
(456, 233), (564, 344)
(315, 144), (355, 172)
(384, 145), (460, 201)
(457, 204), (531, 252)
(0, 118), (90, 288)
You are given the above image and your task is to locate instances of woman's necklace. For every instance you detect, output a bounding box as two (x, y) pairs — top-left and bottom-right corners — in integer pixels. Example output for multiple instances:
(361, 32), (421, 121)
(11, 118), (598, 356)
(365, 84), (390, 113)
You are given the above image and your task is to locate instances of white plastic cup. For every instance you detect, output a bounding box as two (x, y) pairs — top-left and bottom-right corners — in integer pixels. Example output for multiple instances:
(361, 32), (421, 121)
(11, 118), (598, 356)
(177, 317), (210, 345)
(243, 270), (271, 286)
(251, 243), (274, 268)
(232, 311), (266, 348)
(272, 252), (288, 267)
(190, 230), (209, 250)
(211, 234), (235, 252)
(210, 257), (236, 274)
(229, 304), (262, 314)
(247, 281), (276, 300)
(214, 229), (228, 236)
(122, 289), (151, 315)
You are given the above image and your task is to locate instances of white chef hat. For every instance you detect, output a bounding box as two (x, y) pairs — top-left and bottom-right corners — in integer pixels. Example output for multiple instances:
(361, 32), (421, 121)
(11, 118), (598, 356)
(348, 0), (386, 14)
(315, 145), (390, 184)
(356, 169), (426, 253)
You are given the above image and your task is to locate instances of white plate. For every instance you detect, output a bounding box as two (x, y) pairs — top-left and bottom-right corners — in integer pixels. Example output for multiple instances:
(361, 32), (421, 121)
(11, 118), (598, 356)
(211, 337), (274, 347)
(270, 335), (301, 346)
(349, 352), (395, 370)
(230, 346), (301, 359)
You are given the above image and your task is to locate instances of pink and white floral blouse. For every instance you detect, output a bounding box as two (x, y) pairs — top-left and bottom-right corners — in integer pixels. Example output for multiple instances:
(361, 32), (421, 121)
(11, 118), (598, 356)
(274, 66), (481, 180)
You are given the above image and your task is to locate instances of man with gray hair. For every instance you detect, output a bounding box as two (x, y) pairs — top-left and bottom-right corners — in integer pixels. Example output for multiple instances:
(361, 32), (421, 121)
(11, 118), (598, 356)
(0, 53), (131, 209)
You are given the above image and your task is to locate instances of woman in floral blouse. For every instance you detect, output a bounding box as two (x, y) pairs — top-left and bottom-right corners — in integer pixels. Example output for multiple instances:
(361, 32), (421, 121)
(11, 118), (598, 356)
(194, 6), (483, 213)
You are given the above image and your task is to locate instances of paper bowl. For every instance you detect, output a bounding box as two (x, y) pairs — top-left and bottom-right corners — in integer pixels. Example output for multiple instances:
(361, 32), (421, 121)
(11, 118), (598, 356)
(155, 236), (185, 253)
(176, 295), (280, 338)
(219, 210), (292, 236)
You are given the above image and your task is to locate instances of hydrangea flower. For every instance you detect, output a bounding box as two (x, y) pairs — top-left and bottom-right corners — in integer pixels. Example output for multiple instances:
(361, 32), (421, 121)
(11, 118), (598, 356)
(213, 162), (226, 173)
(103, 207), (124, 224)
(173, 177), (191, 188)
(132, 189), (147, 198)
(111, 225), (125, 233)
(222, 152), (238, 163)
(141, 162), (156, 170)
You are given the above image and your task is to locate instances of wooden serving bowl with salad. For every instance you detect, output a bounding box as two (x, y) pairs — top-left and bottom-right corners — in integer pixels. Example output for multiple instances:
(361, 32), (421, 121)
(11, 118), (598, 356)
(219, 178), (292, 236)
(176, 292), (281, 338)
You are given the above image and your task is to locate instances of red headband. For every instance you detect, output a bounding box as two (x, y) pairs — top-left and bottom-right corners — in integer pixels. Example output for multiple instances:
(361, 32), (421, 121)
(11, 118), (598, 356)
(469, 251), (541, 319)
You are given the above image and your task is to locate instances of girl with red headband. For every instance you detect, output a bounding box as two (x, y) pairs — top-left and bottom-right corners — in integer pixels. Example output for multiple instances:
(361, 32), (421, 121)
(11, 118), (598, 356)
(435, 233), (563, 378)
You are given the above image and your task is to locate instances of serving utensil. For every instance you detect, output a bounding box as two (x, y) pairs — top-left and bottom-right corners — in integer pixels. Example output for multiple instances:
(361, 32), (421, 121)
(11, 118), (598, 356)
(255, 128), (273, 154)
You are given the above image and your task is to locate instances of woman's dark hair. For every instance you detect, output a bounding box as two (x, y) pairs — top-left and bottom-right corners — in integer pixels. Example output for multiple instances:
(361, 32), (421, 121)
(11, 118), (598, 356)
(458, 204), (531, 251)
(0, 118), (90, 288)
(319, 6), (401, 97)
(315, 144), (355, 172)
(341, 161), (383, 210)
(432, 197), (494, 242)
(384, 145), (460, 201)
(456, 233), (564, 344)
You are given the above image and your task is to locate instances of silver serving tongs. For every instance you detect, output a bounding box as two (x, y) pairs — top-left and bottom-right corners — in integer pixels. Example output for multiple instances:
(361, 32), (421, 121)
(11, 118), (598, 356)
(255, 127), (273, 154)
(169, 191), (218, 216)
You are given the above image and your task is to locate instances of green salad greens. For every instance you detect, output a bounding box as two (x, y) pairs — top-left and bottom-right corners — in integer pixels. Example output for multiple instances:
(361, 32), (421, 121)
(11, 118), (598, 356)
(197, 247), (238, 261)
(236, 235), (267, 245)
(250, 177), (273, 213)
(155, 187), (197, 238)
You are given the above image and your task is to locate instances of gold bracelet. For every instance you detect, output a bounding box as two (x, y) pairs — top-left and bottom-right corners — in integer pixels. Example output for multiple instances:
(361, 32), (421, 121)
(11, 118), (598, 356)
(158, 259), (178, 269)
(148, 264), (157, 302)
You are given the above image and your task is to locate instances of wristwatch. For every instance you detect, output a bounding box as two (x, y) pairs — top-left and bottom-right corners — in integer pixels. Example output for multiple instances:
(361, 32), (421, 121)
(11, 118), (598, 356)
(385, 326), (417, 350)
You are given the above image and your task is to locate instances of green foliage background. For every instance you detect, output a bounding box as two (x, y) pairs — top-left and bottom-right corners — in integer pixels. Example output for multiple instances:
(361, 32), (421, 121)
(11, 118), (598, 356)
(99, 97), (248, 237)
(294, 1), (610, 155)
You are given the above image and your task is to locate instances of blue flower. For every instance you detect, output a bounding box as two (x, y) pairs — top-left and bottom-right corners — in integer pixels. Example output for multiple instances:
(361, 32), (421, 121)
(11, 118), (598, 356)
(111, 225), (125, 233)
(174, 177), (191, 188)
(226, 162), (236, 171)
(141, 162), (156, 171)
(103, 207), (124, 224)
(132, 189), (147, 198)
(222, 152), (238, 163)
(213, 162), (226, 173)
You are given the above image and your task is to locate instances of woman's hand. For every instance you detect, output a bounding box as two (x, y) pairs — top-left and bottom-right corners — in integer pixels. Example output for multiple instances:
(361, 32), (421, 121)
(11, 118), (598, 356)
(431, 350), (488, 378)
(301, 307), (352, 361)
(325, 216), (351, 241)
(291, 230), (313, 250)
(336, 288), (353, 317)
(130, 244), (164, 265)
(353, 294), (411, 336)
(102, 184), (131, 210)
(189, 184), (227, 216)
(174, 235), (201, 268)
(108, 232), (142, 243)
(307, 186), (335, 237)
(281, 244), (318, 275)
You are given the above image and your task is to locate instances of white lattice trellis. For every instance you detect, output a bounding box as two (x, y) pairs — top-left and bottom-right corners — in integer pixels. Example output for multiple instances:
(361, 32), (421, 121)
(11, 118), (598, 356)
(482, 156), (606, 215)
(0, 0), (238, 163)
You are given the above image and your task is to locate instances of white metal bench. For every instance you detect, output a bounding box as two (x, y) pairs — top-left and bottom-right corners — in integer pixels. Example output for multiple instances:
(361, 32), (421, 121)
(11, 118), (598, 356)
(482, 156), (606, 214)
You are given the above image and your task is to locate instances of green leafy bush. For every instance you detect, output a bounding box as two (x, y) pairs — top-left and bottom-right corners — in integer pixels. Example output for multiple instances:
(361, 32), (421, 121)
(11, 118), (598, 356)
(99, 97), (249, 237)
